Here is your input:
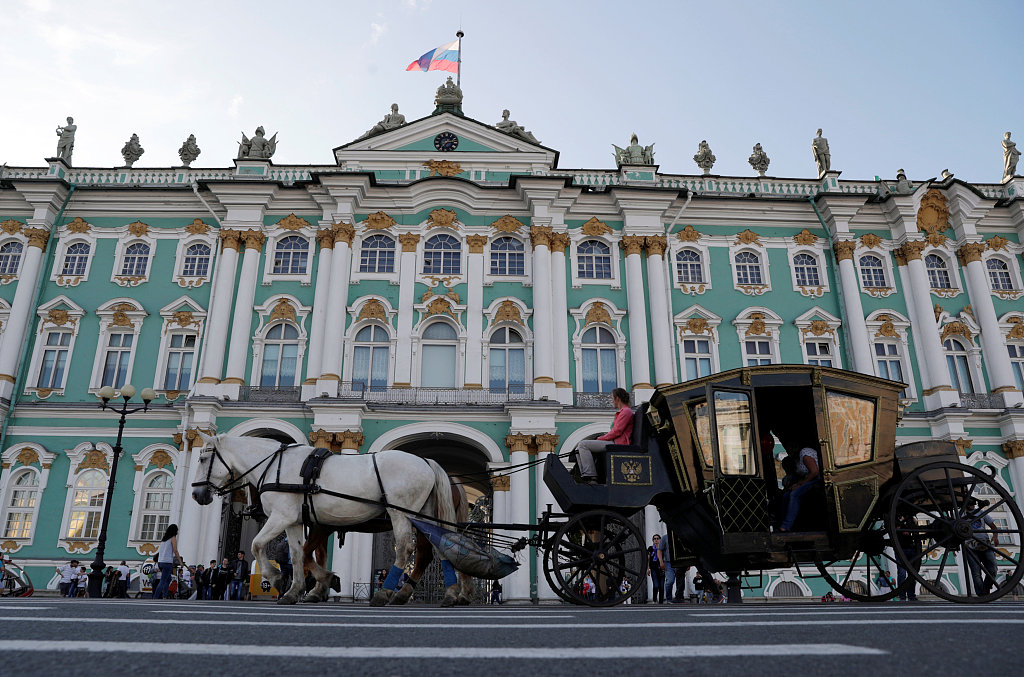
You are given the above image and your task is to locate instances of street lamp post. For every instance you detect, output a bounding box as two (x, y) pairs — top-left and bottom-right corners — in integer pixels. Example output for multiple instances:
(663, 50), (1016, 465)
(86, 384), (157, 598)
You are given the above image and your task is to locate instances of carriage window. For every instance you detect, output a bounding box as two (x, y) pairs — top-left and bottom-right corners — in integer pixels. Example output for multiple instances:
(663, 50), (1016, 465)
(825, 391), (875, 466)
(713, 391), (755, 475)
(687, 400), (714, 468)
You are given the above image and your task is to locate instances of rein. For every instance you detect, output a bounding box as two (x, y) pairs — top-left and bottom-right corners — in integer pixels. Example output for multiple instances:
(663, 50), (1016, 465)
(191, 441), (293, 497)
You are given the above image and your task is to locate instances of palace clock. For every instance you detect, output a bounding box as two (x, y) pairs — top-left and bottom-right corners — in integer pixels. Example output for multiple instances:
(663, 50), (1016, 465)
(433, 132), (459, 152)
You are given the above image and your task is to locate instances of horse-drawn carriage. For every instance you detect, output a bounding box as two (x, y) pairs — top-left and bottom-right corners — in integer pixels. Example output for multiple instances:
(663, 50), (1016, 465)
(531, 365), (1023, 605)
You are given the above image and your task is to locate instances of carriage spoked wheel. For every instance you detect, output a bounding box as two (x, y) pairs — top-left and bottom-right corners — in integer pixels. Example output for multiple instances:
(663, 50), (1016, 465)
(887, 461), (1024, 603)
(814, 516), (912, 602)
(543, 509), (645, 607)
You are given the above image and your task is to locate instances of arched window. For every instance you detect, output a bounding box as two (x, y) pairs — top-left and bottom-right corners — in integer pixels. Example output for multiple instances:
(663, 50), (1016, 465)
(681, 337), (712, 380)
(859, 254), (887, 288)
(359, 235), (395, 274)
(944, 338), (974, 394)
(163, 333), (197, 390)
(182, 242), (211, 277)
(987, 258), (1014, 290)
(734, 251), (763, 285)
(37, 329), (72, 388)
(273, 235), (309, 275)
(793, 253), (821, 286)
(66, 469), (106, 539)
(120, 242), (150, 276)
(1008, 342), (1024, 392)
(3, 469), (39, 539)
(926, 254), (952, 289)
(61, 242), (91, 277)
(488, 327), (526, 392)
(138, 473), (173, 541)
(676, 249), (704, 284)
(423, 234), (461, 275)
(578, 240), (612, 279)
(260, 323), (300, 387)
(353, 324), (390, 390)
(0, 242), (23, 276)
(581, 327), (617, 392)
(490, 237), (525, 276)
(420, 322), (458, 387)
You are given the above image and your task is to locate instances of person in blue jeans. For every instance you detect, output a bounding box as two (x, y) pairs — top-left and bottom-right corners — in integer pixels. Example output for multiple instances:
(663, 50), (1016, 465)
(153, 524), (181, 599)
(779, 446), (820, 532)
(229, 551), (248, 601)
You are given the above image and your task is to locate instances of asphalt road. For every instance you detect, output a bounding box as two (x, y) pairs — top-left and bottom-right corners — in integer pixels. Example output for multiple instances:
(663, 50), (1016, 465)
(0, 597), (1021, 677)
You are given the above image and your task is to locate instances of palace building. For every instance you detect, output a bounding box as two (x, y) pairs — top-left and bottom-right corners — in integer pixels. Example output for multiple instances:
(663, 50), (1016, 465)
(1, 82), (1022, 601)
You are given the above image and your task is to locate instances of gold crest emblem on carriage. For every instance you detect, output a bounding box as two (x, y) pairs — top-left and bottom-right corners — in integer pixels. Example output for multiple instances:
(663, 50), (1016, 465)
(621, 460), (643, 483)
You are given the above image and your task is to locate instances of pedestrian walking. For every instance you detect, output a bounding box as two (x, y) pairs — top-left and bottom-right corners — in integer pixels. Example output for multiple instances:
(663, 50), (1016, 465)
(489, 581), (503, 605)
(648, 534), (665, 603)
(152, 524), (181, 599)
(56, 559), (77, 597)
(229, 551), (248, 600)
(213, 558), (231, 600)
(657, 532), (675, 601)
(965, 498), (1000, 595)
(116, 561), (131, 598)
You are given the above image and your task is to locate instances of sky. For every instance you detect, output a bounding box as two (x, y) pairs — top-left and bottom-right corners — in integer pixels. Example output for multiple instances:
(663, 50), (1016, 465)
(1, 0), (1021, 184)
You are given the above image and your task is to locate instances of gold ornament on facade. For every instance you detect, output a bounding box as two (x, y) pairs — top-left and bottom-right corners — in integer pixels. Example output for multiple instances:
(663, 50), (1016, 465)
(986, 235), (1009, 251)
(127, 221), (150, 237)
(490, 215), (524, 234)
(1002, 440), (1024, 459)
(926, 232), (947, 248)
(149, 450), (173, 469)
(276, 214), (311, 231)
(66, 217), (91, 234)
(15, 448), (39, 467)
(171, 311), (199, 329)
(45, 308), (74, 327)
(529, 225), (553, 249)
(680, 283), (707, 296)
(357, 299), (388, 322)
(580, 217), (612, 236)
(113, 275), (146, 287)
(874, 314), (899, 338)
(620, 235), (646, 256)
(798, 286), (825, 298)
(399, 233), (420, 252)
(549, 232), (571, 253)
(1005, 317), (1024, 340)
(25, 228), (49, 249)
(734, 229), (761, 246)
(832, 240), (857, 261)
(684, 317), (711, 336)
(426, 208), (459, 230)
(859, 233), (883, 249)
(916, 189), (949, 236)
(164, 390), (180, 401)
(339, 430), (365, 451)
(534, 433), (560, 454)
(737, 284), (769, 296)
(0, 274), (17, 284)
(676, 225), (702, 242)
(270, 298), (296, 322)
(933, 304), (944, 321)
(316, 228), (335, 250)
(332, 221), (355, 245)
(35, 388), (54, 399)
(940, 320), (972, 343)
(173, 427), (214, 450)
(366, 211), (397, 230)
(0, 219), (23, 235)
(953, 438), (973, 456)
(584, 302), (612, 327)
(137, 543), (158, 556)
(962, 305), (975, 322)
(745, 313), (770, 337)
(466, 235), (488, 253)
(956, 243), (986, 265)
(425, 298), (455, 317)
(801, 320), (834, 337)
(644, 235), (668, 256)
(77, 448), (110, 473)
(490, 474), (510, 491)
(504, 433), (533, 454)
(0, 540), (21, 553)
(423, 159), (462, 177)
(219, 229), (242, 251)
(64, 541), (95, 554)
(494, 300), (523, 325)
(109, 303), (138, 328)
(894, 240), (927, 264)
(241, 230), (266, 250)
(309, 429), (333, 449)
(793, 229), (818, 246)
(184, 218), (210, 235)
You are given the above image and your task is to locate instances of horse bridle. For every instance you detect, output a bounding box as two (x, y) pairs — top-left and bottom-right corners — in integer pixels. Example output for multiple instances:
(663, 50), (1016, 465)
(191, 440), (291, 497)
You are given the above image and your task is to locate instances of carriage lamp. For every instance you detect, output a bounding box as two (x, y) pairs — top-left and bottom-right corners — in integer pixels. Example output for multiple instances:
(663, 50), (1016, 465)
(87, 384), (156, 598)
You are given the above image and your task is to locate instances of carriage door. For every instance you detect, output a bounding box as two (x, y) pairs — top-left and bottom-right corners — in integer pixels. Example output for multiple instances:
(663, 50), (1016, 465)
(811, 380), (882, 533)
(709, 388), (769, 539)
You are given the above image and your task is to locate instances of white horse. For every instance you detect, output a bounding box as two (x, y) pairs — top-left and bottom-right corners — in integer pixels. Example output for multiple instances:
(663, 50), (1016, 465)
(190, 433), (459, 606)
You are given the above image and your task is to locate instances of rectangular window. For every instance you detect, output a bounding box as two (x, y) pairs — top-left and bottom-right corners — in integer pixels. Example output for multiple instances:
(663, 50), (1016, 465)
(713, 390), (755, 475)
(744, 340), (772, 366)
(101, 333), (134, 388)
(581, 347), (617, 392)
(682, 338), (712, 380)
(421, 345), (457, 387)
(164, 334), (197, 390)
(140, 514), (169, 542)
(1008, 345), (1024, 392)
(490, 251), (525, 276)
(826, 391), (876, 466)
(946, 354), (974, 394)
(4, 512), (33, 539)
(805, 341), (833, 367)
(38, 331), (72, 388)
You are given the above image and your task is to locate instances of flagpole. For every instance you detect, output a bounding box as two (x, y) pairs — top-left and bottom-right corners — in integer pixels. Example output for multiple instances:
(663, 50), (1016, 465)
(456, 30), (463, 87)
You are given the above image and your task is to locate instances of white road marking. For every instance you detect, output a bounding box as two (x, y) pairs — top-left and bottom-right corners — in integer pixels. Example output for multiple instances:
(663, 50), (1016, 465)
(150, 609), (574, 619)
(0, 606), (51, 610)
(698, 609), (1024, 617)
(0, 640), (886, 658)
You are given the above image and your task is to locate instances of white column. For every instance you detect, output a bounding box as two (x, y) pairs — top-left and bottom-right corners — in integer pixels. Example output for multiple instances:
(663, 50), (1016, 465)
(530, 228), (555, 399)
(644, 237), (675, 387)
(0, 229), (47, 398)
(305, 229), (335, 384)
(465, 236), (486, 388)
(534, 434), (560, 601)
(351, 532), (374, 599)
(897, 242), (960, 408)
(833, 241), (874, 375)
(960, 244), (1024, 406)
(393, 234), (420, 387)
(319, 230), (354, 388)
(550, 234), (572, 403)
(506, 435), (532, 601)
(197, 231), (241, 386)
(176, 443), (203, 562)
(331, 532), (355, 601)
(1006, 446), (1024, 515)
(488, 463), (512, 600)
(622, 236), (652, 392)
(223, 230), (265, 386)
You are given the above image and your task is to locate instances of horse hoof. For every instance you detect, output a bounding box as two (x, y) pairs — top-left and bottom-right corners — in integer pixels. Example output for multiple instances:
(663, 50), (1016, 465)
(370, 590), (393, 607)
(330, 575), (341, 593)
(301, 592), (322, 604)
(389, 584), (413, 606)
(456, 594), (473, 606)
(440, 590), (458, 608)
(276, 595), (298, 605)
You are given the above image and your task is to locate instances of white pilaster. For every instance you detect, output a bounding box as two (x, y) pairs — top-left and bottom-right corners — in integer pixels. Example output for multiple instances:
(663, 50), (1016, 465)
(197, 233), (240, 390)
(465, 237), (486, 388)
(223, 231), (264, 390)
(507, 440), (532, 602)
(304, 229), (335, 389)
(0, 238), (45, 399)
(530, 228), (556, 400)
(622, 237), (652, 392)
(834, 243), (874, 375)
(393, 234), (420, 387)
(550, 235), (573, 403)
(318, 231), (354, 395)
(644, 238), (675, 387)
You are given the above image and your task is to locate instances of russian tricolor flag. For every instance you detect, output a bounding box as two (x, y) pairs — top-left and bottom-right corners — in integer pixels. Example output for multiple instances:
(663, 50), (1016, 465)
(406, 39), (460, 74)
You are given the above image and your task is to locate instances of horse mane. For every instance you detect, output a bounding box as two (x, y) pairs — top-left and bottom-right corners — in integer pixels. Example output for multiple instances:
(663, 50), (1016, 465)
(216, 435), (304, 453)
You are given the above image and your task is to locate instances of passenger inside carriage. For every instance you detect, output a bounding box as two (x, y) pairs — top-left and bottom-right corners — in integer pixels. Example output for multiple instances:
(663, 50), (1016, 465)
(574, 387), (634, 485)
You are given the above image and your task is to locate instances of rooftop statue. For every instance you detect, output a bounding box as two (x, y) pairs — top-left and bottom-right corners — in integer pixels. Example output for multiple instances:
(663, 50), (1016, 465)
(692, 140), (716, 175)
(238, 126), (278, 160)
(748, 143), (770, 176)
(433, 76), (464, 115)
(495, 109), (539, 144)
(812, 128), (831, 176)
(178, 134), (201, 166)
(894, 168), (913, 194)
(1004, 131), (1020, 180)
(121, 133), (145, 168)
(613, 133), (655, 168)
(54, 116), (77, 163)
(941, 168), (954, 180)
(359, 104), (408, 140)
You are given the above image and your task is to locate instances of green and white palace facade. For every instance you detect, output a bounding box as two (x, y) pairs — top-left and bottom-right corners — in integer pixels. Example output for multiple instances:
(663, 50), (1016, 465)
(1, 95), (1023, 601)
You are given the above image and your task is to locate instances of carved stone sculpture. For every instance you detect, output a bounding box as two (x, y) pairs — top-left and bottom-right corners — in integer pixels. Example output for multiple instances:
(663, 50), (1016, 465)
(178, 134), (201, 166)
(120, 134), (145, 168)
(748, 143), (770, 176)
(495, 109), (539, 144)
(894, 168), (913, 194)
(54, 116), (77, 163)
(812, 128), (831, 176)
(433, 76), (464, 115)
(693, 140), (716, 175)
(613, 133), (655, 167)
(359, 104), (408, 140)
(1004, 132), (1020, 180)
(237, 126), (278, 160)
(941, 168), (954, 180)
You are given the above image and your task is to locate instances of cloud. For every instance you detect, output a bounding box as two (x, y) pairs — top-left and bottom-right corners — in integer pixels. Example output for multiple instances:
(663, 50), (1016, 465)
(228, 95), (244, 118)
(368, 21), (387, 46)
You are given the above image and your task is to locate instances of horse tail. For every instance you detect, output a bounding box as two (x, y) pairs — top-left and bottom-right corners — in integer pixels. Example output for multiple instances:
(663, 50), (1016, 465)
(426, 459), (457, 528)
(452, 475), (469, 524)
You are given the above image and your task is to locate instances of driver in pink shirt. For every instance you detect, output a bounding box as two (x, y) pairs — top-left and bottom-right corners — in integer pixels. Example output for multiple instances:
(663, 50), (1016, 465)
(576, 388), (634, 484)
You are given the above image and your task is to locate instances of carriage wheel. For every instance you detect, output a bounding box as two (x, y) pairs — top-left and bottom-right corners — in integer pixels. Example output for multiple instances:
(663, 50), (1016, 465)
(544, 509), (645, 607)
(814, 517), (912, 602)
(887, 461), (1024, 603)
(541, 528), (579, 605)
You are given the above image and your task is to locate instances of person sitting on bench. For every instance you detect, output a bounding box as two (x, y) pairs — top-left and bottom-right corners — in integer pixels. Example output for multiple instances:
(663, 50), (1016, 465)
(576, 388), (634, 485)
